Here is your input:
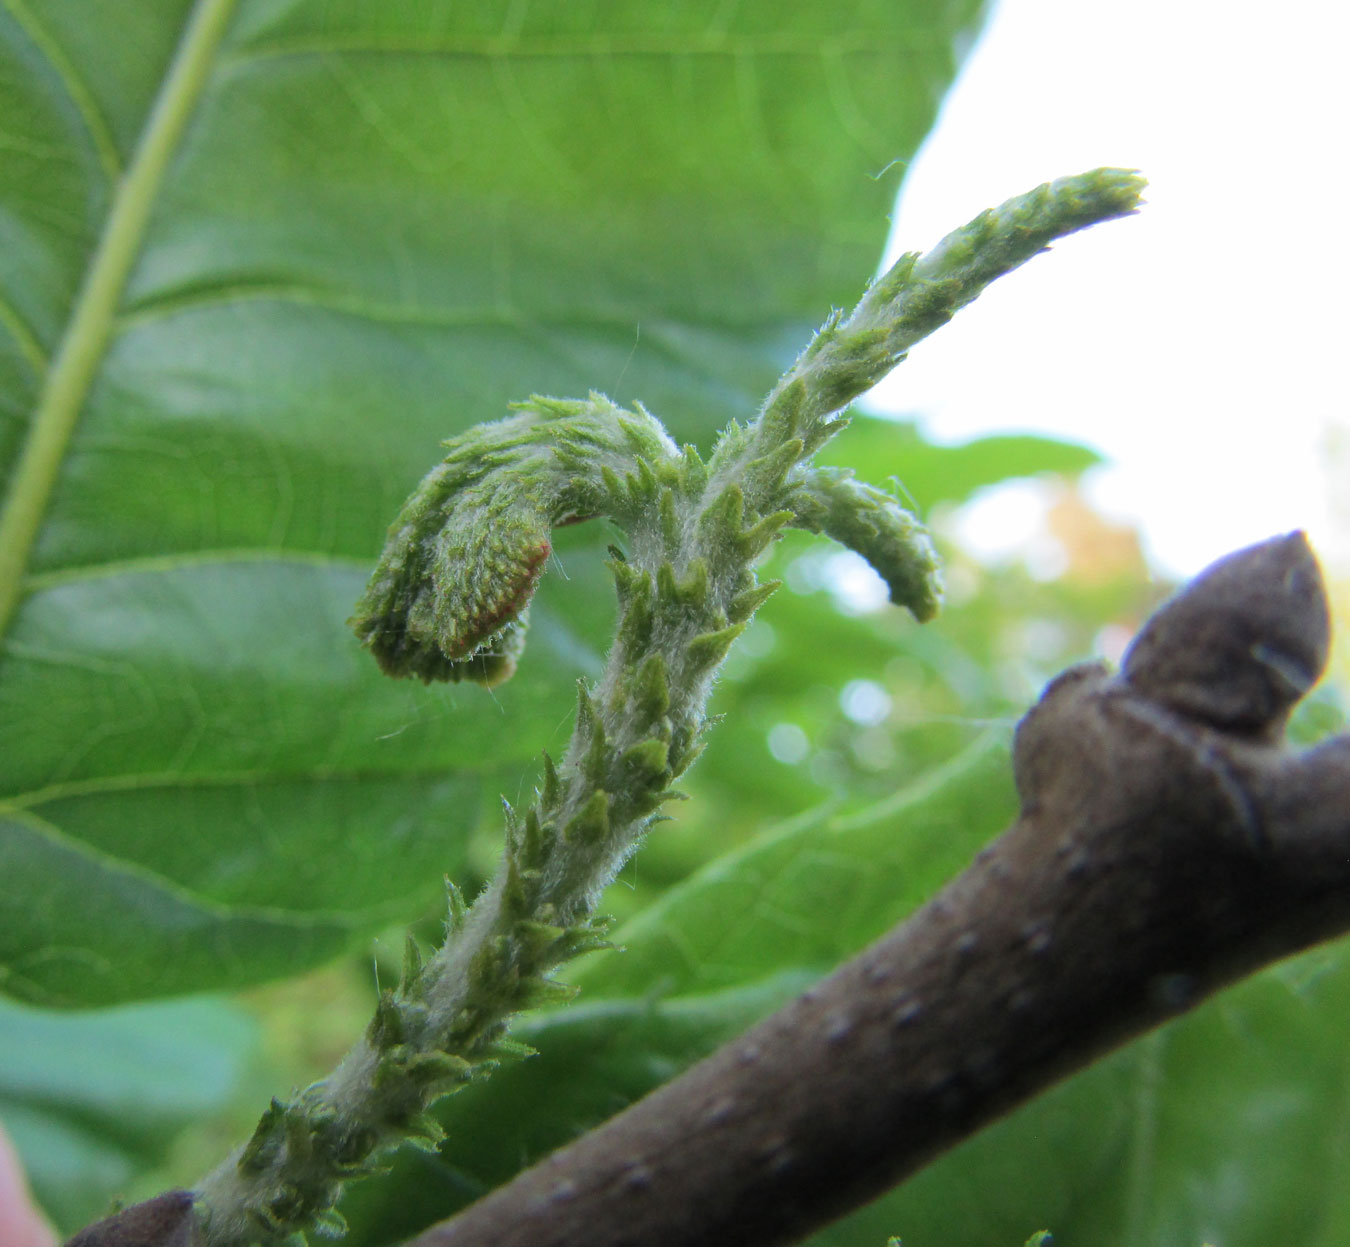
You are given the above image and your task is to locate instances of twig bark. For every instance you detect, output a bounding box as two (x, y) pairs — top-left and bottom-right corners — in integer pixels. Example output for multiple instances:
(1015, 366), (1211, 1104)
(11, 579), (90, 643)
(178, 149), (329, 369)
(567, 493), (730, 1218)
(404, 531), (1350, 1247)
(64, 1191), (199, 1247)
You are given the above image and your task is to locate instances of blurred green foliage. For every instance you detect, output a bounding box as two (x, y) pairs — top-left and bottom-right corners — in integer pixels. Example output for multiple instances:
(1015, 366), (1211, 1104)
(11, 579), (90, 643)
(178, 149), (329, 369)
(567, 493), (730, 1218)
(0, 995), (263, 1232)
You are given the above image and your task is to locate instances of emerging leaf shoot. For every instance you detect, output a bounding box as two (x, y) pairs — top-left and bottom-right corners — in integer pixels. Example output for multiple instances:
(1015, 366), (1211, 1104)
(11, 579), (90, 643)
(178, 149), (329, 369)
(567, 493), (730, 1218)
(197, 169), (1145, 1246)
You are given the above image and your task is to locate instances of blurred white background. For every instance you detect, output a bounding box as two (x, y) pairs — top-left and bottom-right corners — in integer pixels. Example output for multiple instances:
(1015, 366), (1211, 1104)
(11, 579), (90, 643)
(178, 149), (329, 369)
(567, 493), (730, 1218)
(869, 0), (1350, 580)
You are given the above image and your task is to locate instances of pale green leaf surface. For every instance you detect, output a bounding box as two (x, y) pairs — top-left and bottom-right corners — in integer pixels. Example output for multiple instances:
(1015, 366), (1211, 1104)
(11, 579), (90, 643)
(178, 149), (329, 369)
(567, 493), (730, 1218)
(0, 992), (260, 1232)
(0, 0), (987, 1004)
(0, 809), (356, 1004)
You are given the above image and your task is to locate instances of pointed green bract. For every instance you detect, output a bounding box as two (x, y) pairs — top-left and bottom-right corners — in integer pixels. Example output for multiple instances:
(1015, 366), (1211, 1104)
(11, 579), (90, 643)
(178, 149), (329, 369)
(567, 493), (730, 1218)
(738, 510), (795, 562)
(685, 622), (749, 675)
(563, 790), (611, 846)
(729, 579), (782, 624)
(629, 654), (672, 721)
(620, 738), (672, 789)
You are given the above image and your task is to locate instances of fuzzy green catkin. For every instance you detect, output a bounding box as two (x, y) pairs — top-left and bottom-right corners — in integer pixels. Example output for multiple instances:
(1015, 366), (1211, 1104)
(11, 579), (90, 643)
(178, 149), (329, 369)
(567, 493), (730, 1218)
(194, 168), (1143, 1247)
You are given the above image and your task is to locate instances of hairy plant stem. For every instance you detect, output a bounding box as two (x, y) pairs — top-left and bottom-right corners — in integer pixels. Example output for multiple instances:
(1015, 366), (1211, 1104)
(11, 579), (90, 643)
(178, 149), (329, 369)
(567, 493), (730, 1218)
(188, 168), (1143, 1247)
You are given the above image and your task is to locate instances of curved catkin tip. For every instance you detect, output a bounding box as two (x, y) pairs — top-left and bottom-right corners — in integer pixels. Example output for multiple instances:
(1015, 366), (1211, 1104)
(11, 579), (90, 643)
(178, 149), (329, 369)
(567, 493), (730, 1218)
(1122, 531), (1330, 735)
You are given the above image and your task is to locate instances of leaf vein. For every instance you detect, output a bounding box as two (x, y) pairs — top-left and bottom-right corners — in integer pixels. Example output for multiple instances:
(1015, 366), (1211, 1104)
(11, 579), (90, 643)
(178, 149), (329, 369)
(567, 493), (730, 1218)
(0, 0), (123, 182)
(0, 805), (377, 928)
(117, 281), (811, 339)
(22, 546), (369, 592)
(223, 30), (952, 68)
(0, 291), (47, 378)
(0, 0), (238, 641)
(2, 763), (482, 812)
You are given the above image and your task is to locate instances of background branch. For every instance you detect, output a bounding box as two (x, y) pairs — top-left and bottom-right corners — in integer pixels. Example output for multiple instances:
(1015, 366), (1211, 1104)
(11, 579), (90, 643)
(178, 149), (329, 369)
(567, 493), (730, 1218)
(405, 531), (1350, 1247)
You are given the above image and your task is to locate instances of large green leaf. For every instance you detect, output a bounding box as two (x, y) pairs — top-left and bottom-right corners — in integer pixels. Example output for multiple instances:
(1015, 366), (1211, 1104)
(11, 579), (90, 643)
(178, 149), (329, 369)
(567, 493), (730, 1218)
(0, 0), (989, 1005)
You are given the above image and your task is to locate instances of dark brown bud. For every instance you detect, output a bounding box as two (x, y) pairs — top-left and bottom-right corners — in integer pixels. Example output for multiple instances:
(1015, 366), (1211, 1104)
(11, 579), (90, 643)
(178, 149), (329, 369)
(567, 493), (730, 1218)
(1121, 532), (1329, 737)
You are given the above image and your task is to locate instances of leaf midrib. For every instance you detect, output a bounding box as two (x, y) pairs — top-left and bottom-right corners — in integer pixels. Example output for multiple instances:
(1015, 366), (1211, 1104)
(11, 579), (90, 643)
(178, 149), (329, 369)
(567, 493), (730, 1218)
(225, 28), (951, 67)
(0, 0), (238, 638)
(0, 761), (479, 811)
(0, 804), (382, 928)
